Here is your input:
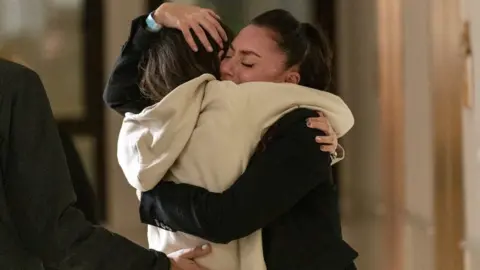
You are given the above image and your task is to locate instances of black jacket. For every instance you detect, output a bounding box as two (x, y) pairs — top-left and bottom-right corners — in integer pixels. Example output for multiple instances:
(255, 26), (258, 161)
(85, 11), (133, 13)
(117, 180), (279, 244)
(0, 59), (170, 270)
(59, 129), (98, 224)
(104, 15), (358, 270)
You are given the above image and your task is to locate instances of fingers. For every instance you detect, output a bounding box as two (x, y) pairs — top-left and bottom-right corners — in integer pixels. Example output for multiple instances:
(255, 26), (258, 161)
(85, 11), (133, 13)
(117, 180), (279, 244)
(308, 113), (339, 154)
(198, 17), (224, 48)
(205, 9), (221, 20)
(190, 23), (213, 52)
(194, 10), (227, 50)
(306, 118), (331, 135)
(181, 244), (212, 259)
(320, 144), (337, 154)
(188, 9), (227, 52)
(203, 14), (228, 41)
(204, 11), (228, 41)
(177, 8), (226, 52)
(180, 24), (198, 52)
(315, 135), (335, 145)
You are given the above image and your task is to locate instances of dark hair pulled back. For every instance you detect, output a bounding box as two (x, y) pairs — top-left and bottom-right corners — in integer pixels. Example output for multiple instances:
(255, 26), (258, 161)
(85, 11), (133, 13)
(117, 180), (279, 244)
(251, 9), (333, 90)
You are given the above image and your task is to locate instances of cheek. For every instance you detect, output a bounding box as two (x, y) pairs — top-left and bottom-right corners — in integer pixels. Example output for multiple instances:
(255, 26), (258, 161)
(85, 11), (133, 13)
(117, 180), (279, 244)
(219, 61), (228, 74)
(236, 68), (261, 82)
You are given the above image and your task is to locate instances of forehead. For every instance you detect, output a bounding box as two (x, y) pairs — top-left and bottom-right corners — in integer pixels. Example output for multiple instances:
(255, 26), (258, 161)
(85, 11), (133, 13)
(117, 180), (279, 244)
(232, 25), (282, 53)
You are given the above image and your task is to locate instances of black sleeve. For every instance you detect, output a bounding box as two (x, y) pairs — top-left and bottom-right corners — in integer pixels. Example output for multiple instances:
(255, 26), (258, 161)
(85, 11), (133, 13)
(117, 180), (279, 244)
(0, 60), (170, 270)
(58, 129), (98, 224)
(139, 109), (331, 244)
(103, 15), (158, 115)
(0, 162), (44, 269)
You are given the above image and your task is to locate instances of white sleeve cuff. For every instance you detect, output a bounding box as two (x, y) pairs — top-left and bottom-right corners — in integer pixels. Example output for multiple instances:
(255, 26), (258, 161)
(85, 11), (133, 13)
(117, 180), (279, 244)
(146, 12), (162, 32)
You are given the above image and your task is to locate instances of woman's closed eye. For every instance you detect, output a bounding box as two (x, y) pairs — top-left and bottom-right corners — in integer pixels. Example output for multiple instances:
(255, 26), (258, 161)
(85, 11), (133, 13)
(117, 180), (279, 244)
(241, 62), (255, 68)
(240, 55), (257, 68)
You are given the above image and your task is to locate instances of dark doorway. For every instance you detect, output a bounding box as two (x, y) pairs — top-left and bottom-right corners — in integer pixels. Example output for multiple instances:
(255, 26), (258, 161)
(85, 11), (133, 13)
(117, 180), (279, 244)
(57, 0), (105, 222)
(313, 0), (341, 182)
(314, 0), (336, 94)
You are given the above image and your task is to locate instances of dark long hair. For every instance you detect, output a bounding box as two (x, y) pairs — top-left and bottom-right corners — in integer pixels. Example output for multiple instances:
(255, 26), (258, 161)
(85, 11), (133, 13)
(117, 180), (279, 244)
(140, 24), (234, 102)
(251, 9), (333, 91)
(251, 10), (334, 153)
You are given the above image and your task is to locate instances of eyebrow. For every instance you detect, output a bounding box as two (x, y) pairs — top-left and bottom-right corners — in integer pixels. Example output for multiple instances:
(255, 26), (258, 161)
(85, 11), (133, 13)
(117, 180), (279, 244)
(230, 46), (261, 58)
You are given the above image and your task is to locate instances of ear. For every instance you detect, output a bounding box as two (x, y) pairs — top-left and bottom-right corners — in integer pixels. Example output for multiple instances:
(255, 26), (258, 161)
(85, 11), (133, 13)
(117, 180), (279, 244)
(284, 71), (301, 84)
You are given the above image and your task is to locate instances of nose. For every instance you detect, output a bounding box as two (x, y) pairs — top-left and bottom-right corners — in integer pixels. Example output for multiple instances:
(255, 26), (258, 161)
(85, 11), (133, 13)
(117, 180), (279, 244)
(220, 59), (234, 80)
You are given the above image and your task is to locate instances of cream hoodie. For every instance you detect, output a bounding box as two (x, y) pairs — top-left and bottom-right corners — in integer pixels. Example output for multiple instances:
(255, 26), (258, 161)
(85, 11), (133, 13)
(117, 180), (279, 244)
(117, 74), (354, 270)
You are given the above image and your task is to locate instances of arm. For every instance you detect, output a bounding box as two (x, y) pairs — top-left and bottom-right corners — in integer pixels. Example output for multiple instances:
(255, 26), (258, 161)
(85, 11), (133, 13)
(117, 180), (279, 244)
(1, 61), (171, 270)
(103, 15), (158, 115)
(104, 3), (228, 115)
(0, 172), (44, 269)
(140, 109), (331, 244)
(104, 7), (226, 116)
(59, 129), (98, 224)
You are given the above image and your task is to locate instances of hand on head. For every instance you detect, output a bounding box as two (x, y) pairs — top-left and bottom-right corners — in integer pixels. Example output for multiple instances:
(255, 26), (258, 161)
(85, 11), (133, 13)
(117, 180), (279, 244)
(153, 3), (228, 52)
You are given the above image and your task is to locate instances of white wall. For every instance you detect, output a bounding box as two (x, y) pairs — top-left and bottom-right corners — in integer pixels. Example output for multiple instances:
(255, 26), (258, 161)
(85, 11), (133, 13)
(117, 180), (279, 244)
(462, 0), (480, 269)
(103, 0), (148, 247)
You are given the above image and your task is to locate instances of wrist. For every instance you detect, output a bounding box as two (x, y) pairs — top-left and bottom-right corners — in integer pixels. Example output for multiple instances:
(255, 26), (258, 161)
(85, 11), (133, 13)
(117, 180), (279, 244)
(153, 3), (168, 24)
(169, 259), (178, 270)
(146, 12), (162, 32)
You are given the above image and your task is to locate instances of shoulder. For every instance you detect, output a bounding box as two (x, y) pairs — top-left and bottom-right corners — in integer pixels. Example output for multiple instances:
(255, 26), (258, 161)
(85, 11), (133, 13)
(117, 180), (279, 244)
(259, 108), (330, 170)
(207, 80), (246, 97)
(276, 108), (318, 126)
(0, 59), (42, 97)
(273, 108), (322, 138)
(263, 108), (325, 154)
(209, 79), (239, 89)
(0, 59), (38, 80)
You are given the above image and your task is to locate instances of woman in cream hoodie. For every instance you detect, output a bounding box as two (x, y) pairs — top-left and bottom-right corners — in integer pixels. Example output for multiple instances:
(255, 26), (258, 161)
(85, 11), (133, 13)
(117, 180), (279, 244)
(116, 13), (355, 270)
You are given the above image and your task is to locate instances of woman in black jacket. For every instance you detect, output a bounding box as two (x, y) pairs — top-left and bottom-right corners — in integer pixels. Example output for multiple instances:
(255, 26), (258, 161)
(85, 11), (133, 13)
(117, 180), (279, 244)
(104, 3), (357, 270)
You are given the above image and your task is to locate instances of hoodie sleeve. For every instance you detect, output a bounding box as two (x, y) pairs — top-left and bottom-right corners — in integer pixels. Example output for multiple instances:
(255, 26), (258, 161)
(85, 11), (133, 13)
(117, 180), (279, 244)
(0, 167), (45, 270)
(117, 76), (211, 192)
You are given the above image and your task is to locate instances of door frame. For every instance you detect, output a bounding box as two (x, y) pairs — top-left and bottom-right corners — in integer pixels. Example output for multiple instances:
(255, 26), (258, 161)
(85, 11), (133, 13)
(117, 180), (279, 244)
(430, 0), (466, 269)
